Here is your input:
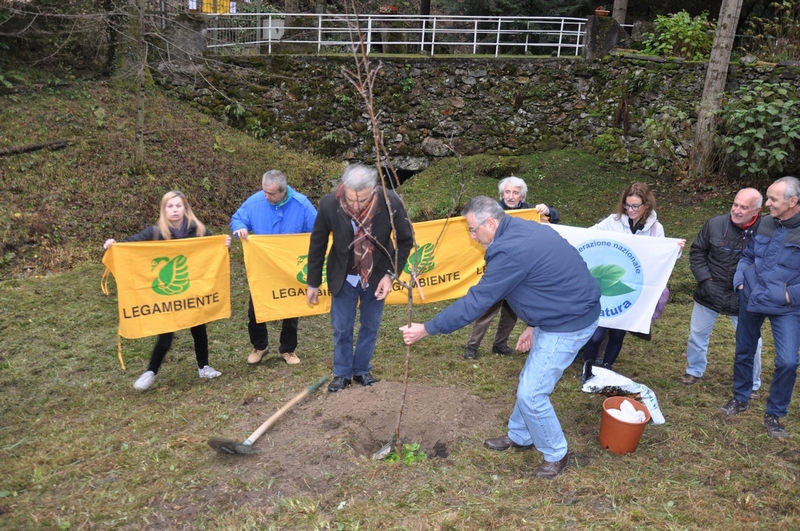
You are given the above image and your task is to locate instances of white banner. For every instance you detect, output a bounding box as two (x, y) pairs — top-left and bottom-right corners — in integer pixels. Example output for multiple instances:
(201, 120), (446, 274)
(549, 225), (682, 334)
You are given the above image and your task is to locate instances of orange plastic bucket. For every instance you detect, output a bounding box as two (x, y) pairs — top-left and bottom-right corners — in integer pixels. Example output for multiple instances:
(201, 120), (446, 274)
(598, 396), (651, 454)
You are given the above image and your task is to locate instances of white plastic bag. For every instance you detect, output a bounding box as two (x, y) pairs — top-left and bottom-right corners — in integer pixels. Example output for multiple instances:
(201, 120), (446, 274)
(581, 366), (665, 424)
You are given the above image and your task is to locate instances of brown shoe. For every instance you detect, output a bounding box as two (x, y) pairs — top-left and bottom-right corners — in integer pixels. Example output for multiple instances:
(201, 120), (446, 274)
(680, 373), (701, 385)
(483, 434), (534, 452)
(750, 390), (760, 400)
(282, 352), (300, 365)
(247, 347), (267, 365)
(533, 453), (570, 479)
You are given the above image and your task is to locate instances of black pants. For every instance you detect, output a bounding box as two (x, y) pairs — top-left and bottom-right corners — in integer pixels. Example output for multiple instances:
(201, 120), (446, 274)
(247, 296), (298, 353)
(148, 324), (208, 373)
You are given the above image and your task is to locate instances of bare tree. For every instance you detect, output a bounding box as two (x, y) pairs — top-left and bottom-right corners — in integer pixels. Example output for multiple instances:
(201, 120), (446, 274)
(689, 0), (744, 182)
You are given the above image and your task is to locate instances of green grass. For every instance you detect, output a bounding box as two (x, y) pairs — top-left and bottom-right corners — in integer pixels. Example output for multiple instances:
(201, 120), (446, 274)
(2, 80), (800, 530)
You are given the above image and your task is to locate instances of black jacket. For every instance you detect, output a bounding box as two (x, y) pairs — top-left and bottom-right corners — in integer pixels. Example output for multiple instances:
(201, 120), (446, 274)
(689, 213), (760, 315)
(123, 222), (210, 242)
(307, 187), (414, 296)
(499, 200), (560, 224)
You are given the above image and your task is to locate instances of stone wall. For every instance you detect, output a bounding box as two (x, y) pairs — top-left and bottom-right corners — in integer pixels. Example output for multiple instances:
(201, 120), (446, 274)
(154, 54), (800, 174)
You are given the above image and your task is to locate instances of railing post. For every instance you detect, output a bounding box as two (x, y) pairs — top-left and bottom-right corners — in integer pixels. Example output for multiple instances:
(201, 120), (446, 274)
(420, 18), (426, 53)
(495, 17), (502, 57)
(317, 14), (322, 54)
(557, 18), (565, 57)
(431, 17), (436, 56)
(367, 16), (372, 55)
(473, 20), (478, 54)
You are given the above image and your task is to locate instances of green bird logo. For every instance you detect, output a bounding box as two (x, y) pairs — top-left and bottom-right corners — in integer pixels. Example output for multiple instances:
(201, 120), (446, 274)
(590, 264), (635, 296)
(151, 255), (190, 296)
(404, 243), (435, 275)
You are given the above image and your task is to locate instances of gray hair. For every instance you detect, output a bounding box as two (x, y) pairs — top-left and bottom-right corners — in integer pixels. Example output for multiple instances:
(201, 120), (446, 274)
(462, 196), (506, 224)
(341, 163), (378, 192)
(774, 176), (800, 199)
(262, 170), (288, 192)
(498, 176), (527, 202)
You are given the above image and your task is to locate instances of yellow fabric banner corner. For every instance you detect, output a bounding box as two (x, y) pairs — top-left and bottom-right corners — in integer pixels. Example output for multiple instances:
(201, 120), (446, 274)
(101, 236), (231, 339)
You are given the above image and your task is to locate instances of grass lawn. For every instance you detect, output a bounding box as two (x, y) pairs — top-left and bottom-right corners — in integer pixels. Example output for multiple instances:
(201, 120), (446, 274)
(2, 81), (798, 530)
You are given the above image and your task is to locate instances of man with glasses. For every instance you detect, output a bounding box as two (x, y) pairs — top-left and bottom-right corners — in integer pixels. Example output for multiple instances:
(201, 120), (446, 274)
(400, 196), (600, 479)
(680, 188), (763, 391)
(306, 164), (413, 392)
(463, 176), (560, 359)
(231, 170), (317, 366)
(719, 176), (800, 439)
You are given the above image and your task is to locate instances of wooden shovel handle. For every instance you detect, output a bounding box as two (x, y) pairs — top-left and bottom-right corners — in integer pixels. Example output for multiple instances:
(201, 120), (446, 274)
(244, 375), (329, 445)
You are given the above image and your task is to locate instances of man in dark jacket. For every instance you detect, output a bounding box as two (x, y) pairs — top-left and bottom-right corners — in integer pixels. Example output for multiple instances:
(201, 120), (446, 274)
(719, 176), (800, 439)
(464, 176), (560, 359)
(307, 164), (413, 393)
(401, 196), (600, 479)
(681, 188), (762, 388)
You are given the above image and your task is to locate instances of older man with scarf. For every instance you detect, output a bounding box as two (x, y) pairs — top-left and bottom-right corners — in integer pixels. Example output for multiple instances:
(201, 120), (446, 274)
(307, 164), (414, 392)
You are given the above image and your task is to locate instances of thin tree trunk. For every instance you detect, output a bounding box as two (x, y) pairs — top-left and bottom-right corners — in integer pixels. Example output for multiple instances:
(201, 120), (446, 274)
(612, 0), (628, 25)
(689, 0), (744, 182)
(134, 0), (145, 174)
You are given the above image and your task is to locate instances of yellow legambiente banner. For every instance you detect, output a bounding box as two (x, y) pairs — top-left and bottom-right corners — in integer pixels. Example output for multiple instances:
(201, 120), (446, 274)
(102, 236), (231, 339)
(243, 210), (540, 322)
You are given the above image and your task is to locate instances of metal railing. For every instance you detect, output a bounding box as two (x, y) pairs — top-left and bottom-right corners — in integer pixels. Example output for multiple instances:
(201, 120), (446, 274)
(204, 14), (587, 57)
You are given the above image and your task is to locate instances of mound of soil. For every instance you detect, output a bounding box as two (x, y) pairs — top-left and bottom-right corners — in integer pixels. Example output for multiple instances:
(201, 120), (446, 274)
(211, 381), (502, 499)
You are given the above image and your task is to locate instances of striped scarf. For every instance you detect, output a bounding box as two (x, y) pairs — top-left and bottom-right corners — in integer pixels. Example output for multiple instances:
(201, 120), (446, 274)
(336, 184), (378, 289)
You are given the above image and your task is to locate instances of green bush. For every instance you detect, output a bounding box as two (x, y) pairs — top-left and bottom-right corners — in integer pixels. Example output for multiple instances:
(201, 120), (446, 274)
(719, 80), (800, 183)
(741, 0), (800, 61)
(641, 11), (715, 61)
(640, 105), (692, 176)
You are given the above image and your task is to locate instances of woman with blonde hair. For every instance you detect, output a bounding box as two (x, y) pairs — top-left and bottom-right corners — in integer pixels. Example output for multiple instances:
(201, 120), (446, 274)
(581, 182), (683, 375)
(104, 190), (231, 391)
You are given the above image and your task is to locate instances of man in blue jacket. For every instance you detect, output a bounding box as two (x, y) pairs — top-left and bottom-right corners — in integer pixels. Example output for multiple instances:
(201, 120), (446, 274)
(719, 176), (800, 439)
(231, 170), (317, 366)
(400, 196), (600, 478)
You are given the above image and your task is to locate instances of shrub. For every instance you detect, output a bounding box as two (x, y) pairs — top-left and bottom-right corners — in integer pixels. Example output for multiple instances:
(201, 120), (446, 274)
(741, 0), (800, 61)
(719, 80), (800, 183)
(640, 11), (715, 61)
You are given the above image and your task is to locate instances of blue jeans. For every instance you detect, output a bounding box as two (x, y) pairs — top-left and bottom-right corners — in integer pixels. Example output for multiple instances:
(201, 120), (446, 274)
(685, 301), (762, 389)
(734, 291), (800, 416)
(508, 318), (599, 462)
(330, 281), (385, 379)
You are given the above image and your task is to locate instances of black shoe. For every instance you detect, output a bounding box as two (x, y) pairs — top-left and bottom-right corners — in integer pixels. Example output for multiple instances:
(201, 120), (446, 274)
(718, 398), (748, 416)
(353, 373), (378, 386)
(464, 347), (478, 360)
(328, 376), (351, 392)
(492, 344), (513, 355)
(580, 359), (594, 384)
(764, 414), (789, 438)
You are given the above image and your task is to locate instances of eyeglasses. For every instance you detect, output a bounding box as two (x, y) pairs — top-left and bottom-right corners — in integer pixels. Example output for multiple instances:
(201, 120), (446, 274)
(468, 219), (488, 234)
(623, 203), (643, 211)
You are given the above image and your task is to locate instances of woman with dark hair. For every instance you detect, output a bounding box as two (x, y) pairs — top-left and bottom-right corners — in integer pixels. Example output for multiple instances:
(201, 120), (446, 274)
(104, 190), (231, 391)
(581, 182), (683, 373)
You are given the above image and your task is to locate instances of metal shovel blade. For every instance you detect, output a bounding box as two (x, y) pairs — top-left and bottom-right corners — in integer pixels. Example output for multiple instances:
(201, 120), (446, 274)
(372, 435), (397, 460)
(207, 437), (259, 455)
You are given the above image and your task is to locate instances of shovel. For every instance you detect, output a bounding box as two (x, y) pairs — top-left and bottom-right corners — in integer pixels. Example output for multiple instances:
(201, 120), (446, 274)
(208, 374), (329, 455)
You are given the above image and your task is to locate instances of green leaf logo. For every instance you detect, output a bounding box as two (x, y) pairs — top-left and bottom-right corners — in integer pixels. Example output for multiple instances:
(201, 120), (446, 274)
(151, 255), (190, 296)
(296, 255), (327, 285)
(404, 243), (435, 275)
(590, 264), (635, 297)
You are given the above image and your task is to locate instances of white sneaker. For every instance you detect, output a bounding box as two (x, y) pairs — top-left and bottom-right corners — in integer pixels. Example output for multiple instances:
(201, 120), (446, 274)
(133, 370), (155, 391)
(199, 365), (222, 379)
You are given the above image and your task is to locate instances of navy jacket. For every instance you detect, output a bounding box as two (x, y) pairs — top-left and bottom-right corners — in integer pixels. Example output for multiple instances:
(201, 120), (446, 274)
(734, 212), (800, 315)
(425, 215), (600, 335)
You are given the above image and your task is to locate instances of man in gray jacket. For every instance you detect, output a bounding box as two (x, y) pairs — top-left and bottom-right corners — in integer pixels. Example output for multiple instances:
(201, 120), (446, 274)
(681, 188), (762, 391)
